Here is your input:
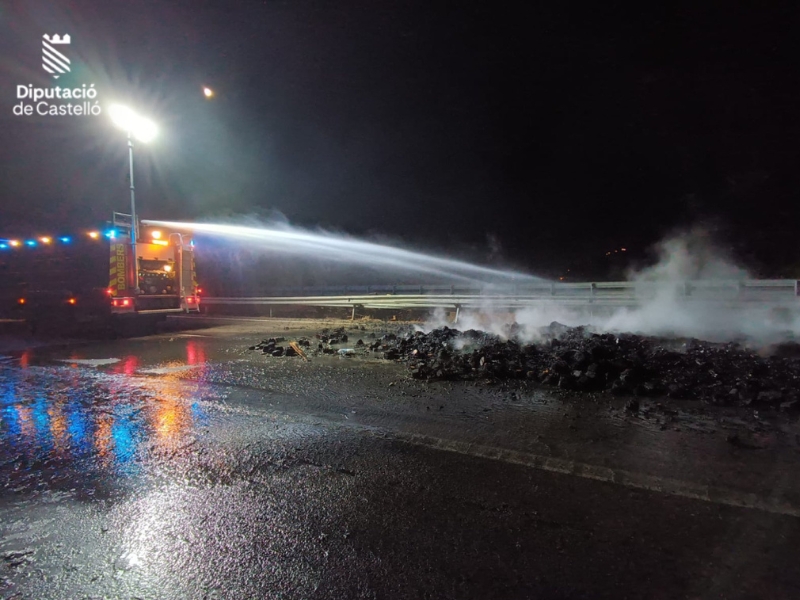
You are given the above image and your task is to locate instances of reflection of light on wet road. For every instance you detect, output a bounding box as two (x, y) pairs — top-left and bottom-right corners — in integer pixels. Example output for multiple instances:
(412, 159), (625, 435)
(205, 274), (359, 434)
(0, 359), (217, 491)
(186, 339), (206, 366)
(111, 355), (139, 376)
(48, 401), (68, 453)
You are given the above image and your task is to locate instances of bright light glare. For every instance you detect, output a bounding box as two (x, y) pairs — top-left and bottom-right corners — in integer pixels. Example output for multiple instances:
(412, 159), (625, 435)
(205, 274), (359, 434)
(25, 240), (36, 247)
(88, 231), (100, 239)
(59, 236), (71, 243)
(203, 87), (214, 98)
(40, 236), (51, 243)
(151, 230), (162, 239)
(9, 240), (20, 247)
(0, 243), (8, 249)
(163, 264), (172, 272)
(108, 104), (158, 143)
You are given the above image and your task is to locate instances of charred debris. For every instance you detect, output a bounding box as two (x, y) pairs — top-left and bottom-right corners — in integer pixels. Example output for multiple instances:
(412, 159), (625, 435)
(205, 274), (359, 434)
(249, 323), (800, 410)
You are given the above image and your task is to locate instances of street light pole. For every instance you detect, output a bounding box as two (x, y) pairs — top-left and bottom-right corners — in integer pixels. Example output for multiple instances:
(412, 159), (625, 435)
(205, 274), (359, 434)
(127, 130), (137, 268)
(109, 104), (157, 296)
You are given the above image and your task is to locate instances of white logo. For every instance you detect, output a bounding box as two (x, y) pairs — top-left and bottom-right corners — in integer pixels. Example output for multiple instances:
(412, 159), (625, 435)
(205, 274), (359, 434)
(42, 34), (71, 79)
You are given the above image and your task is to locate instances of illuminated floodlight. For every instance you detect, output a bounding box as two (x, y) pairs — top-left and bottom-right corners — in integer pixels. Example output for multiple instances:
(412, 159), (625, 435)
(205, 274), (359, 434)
(108, 104), (158, 143)
(40, 236), (52, 244)
(59, 236), (71, 243)
(9, 240), (20, 247)
(25, 240), (37, 247)
(203, 87), (214, 98)
(88, 231), (100, 239)
(163, 264), (172, 272)
(151, 230), (162, 239)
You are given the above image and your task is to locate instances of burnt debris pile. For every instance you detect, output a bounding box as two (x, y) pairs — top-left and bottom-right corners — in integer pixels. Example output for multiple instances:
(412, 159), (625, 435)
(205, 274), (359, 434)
(371, 323), (800, 408)
(249, 326), (366, 357)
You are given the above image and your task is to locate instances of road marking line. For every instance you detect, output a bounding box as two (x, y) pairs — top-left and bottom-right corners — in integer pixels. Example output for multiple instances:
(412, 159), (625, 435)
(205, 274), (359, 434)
(389, 431), (800, 518)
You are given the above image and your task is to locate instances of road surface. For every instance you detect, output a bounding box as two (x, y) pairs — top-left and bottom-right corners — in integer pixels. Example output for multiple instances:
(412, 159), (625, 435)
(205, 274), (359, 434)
(2, 318), (800, 598)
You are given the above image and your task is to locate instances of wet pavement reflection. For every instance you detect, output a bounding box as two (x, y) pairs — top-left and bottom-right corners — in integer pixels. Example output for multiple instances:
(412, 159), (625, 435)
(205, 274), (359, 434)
(0, 347), (215, 497)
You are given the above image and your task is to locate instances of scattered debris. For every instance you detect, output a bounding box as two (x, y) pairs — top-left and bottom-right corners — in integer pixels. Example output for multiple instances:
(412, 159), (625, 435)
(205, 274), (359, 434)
(289, 341), (308, 361)
(365, 323), (800, 409)
(245, 322), (800, 411)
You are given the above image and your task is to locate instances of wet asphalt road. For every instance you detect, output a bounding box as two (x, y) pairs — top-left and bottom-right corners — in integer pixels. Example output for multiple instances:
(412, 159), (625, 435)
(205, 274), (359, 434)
(2, 317), (800, 599)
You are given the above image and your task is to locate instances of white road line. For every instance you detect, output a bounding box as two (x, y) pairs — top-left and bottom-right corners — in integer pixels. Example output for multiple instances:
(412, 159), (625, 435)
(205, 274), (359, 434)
(391, 431), (800, 518)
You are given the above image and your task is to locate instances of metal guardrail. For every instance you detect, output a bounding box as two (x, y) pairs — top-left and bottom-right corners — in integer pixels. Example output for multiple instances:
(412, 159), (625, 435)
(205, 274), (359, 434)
(201, 280), (800, 310)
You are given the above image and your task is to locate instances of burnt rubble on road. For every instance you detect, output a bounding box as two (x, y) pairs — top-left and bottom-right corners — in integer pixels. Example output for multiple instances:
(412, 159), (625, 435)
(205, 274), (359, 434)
(247, 322), (800, 410)
(249, 326), (362, 357)
(369, 323), (800, 410)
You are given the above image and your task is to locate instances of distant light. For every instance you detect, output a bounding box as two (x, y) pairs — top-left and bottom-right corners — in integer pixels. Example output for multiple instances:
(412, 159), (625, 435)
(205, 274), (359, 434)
(9, 240), (20, 247)
(68, 298), (76, 305)
(88, 231), (100, 239)
(25, 240), (37, 247)
(108, 104), (158, 143)
(59, 236), (71, 243)
(190, 239), (195, 247)
(122, 298), (130, 306)
(40, 236), (51, 244)
(203, 87), (214, 98)
(621, 248), (627, 252)
(18, 298), (25, 305)
(163, 264), (172, 272)
(151, 230), (162, 239)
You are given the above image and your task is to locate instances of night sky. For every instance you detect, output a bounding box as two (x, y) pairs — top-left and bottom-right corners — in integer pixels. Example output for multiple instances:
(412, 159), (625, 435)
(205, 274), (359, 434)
(1, 2), (799, 279)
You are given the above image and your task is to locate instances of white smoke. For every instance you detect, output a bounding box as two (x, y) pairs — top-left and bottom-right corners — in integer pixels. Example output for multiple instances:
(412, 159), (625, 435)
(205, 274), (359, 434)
(425, 228), (799, 346)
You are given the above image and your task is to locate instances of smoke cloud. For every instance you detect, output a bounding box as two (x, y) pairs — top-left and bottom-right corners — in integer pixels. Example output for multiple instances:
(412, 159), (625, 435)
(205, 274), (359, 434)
(426, 228), (799, 346)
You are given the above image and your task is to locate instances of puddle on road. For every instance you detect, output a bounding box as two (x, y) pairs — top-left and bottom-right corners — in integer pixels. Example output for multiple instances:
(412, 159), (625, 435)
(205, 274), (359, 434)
(56, 358), (121, 367)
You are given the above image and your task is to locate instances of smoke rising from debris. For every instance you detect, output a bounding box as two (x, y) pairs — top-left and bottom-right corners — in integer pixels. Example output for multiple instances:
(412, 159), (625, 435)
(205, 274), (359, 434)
(428, 229), (799, 345)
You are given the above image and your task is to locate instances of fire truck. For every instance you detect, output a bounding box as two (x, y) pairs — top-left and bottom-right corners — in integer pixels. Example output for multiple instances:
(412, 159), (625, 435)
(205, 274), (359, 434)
(0, 214), (199, 335)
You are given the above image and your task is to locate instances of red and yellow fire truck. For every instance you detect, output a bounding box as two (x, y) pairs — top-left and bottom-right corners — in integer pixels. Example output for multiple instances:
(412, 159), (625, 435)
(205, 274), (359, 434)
(0, 215), (199, 334)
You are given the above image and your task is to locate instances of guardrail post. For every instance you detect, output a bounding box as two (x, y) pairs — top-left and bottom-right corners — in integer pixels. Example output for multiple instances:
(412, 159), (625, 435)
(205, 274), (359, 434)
(454, 304), (460, 325)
